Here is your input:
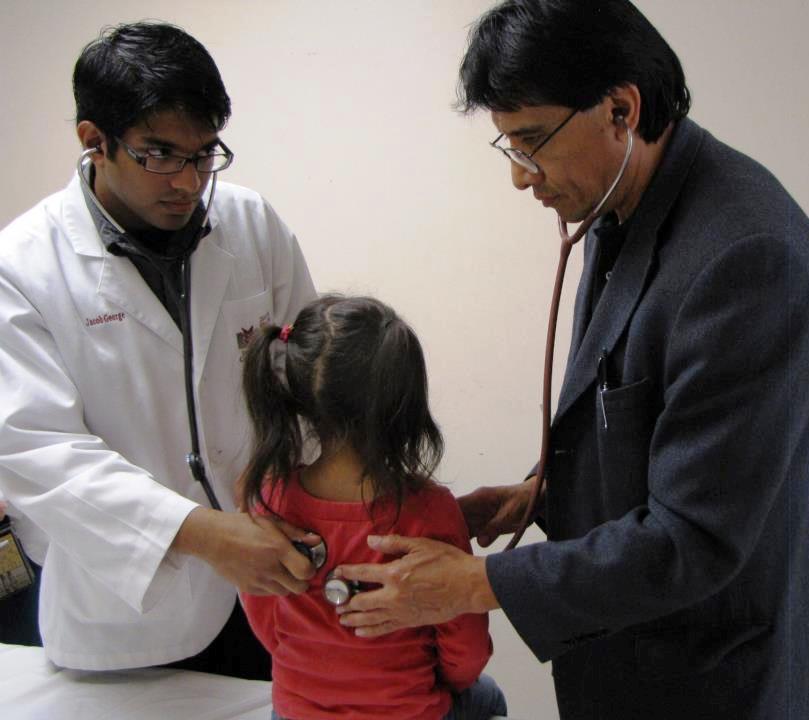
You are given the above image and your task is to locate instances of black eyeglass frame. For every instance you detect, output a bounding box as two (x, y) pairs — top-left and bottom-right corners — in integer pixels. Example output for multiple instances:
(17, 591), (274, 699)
(490, 108), (578, 174)
(117, 138), (234, 175)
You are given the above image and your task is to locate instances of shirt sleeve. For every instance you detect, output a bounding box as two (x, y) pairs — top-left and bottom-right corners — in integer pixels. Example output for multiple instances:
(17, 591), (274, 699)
(0, 271), (198, 612)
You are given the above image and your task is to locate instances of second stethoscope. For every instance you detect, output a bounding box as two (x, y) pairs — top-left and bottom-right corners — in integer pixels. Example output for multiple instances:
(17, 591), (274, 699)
(505, 119), (634, 550)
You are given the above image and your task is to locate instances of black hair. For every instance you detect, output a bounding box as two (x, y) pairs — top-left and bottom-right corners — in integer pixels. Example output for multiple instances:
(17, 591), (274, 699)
(458, 0), (690, 142)
(73, 22), (231, 154)
(241, 295), (444, 516)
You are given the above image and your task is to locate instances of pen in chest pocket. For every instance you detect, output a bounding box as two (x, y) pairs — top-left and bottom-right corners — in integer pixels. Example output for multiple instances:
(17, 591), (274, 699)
(597, 348), (610, 430)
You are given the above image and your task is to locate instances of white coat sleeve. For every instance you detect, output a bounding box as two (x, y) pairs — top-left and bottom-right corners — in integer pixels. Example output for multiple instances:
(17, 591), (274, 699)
(0, 272), (198, 613)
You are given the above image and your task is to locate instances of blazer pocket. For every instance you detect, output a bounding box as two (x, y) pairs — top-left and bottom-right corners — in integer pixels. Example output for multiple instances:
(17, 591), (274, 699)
(596, 376), (655, 519)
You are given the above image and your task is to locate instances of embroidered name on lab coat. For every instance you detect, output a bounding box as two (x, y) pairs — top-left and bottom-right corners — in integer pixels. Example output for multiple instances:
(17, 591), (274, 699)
(85, 312), (127, 328)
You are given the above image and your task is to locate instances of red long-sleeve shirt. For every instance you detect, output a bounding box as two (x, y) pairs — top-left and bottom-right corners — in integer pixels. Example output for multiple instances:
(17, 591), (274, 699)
(241, 472), (493, 720)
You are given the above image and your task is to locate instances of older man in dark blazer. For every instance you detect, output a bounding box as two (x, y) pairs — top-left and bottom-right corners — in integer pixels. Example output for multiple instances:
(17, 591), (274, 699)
(334, 2), (809, 718)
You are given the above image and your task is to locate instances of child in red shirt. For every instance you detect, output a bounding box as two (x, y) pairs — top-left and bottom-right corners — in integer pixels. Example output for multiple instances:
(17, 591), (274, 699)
(239, 295), (506, 720)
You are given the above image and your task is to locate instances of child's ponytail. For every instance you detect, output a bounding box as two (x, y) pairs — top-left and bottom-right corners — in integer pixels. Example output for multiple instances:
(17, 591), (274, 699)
(361, 311), (444, 508)
(241, 324), (302, 512)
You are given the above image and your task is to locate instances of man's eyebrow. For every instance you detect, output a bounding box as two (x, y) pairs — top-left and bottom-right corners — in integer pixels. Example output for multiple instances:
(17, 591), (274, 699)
(139, 135), (221, 152)
(508, 124), (550, 139)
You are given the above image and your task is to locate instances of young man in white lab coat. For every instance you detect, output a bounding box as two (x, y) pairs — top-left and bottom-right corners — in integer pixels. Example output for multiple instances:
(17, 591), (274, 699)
(0, 22), (318, 678)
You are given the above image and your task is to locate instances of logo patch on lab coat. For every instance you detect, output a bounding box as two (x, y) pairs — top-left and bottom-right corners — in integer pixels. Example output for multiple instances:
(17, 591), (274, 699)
(85, 312), (127, 328)
(236, 313), (272, 360)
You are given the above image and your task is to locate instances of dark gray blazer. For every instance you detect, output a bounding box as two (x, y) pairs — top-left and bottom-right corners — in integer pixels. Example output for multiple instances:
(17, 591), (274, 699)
(487, 118), (809, 720)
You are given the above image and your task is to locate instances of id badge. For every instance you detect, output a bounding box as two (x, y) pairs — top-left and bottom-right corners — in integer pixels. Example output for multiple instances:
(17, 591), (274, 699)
(0, 522), (35, 599)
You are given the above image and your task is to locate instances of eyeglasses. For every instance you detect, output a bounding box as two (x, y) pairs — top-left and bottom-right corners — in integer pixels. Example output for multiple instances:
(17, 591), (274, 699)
(117, 139), (234, 175)
(490, 109), (578, 174)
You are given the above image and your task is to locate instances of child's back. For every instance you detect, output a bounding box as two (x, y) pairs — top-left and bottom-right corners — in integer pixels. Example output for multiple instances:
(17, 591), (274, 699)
(242, 470), (491, 720)
(239, 295), (504, 719)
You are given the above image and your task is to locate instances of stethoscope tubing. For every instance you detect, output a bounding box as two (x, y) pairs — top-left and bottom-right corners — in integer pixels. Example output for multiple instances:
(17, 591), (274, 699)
(505, 126), (634, 550)
(77, 147), (221, 509)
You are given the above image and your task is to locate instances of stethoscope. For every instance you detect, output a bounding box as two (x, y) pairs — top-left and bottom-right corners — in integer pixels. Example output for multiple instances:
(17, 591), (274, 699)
(78, 147), (223, 511)
(505, 119), (634, 550)
(291, 538), (363, 606)
(298, 123), (636, 602)
(81, 148), (358, 606)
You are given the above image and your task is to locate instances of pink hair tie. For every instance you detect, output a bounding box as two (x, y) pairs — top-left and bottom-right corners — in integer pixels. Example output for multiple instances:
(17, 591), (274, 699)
(279, 324), (294, 343)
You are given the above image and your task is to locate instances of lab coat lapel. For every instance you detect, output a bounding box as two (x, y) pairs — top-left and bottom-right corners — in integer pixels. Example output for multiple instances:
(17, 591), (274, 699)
(61, 175), (183, 352)
(553, 119), (705, 425)
(97, 256), (183, 352)
(188, 230), (234, 386)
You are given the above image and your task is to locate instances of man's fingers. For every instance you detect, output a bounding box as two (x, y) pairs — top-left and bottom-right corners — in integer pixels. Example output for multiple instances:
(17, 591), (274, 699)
(366, 533), (418, 556)
(336, 605), (389, 627)
(352, 620), (402, 638)
(280, 543), (318, 581)
(271, 516), (322, 546)
(333, 561), (387, 585)
(241, 579), (291, 597)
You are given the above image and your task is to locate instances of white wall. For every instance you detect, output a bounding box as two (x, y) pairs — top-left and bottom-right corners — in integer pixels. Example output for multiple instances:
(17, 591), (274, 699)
(1, 2), (807, 718)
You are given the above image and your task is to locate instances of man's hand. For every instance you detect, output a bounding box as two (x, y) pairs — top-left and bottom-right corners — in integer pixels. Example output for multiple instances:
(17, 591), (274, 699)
(172, 507), (319, 596)
(458, 475), (543, 547)
(333, 534), (499, 638)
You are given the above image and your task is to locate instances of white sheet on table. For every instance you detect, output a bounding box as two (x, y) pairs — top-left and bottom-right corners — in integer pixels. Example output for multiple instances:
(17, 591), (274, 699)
(0, 643), (271, 720)
(1, 643), (517, 720)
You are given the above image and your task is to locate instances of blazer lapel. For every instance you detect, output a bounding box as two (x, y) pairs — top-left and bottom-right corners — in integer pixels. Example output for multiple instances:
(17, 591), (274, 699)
(565, 230), (601, 375)
(553, 119), (706, 425)
(555, 225), (658, 422)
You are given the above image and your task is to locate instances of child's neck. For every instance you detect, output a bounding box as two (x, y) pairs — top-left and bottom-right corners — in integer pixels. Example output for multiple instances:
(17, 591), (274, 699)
(299, 444), (374, 502)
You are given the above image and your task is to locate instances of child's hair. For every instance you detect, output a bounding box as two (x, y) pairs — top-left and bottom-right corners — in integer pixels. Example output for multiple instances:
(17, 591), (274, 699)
(241, 294), (444, 514)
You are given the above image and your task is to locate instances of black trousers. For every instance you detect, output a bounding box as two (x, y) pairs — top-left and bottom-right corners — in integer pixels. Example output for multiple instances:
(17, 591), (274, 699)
(0, 555), (42, 647)
(163, 598), (272, 681)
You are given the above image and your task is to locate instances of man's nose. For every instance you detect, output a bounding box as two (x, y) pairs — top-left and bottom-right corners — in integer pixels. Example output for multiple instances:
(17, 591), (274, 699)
(511, 160), (543, 191)
(170, 161), (203, 194)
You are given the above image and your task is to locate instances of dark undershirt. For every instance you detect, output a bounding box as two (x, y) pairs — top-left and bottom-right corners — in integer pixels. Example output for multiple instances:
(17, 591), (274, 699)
(115, 228), (191, 329)
(590, 211), (630, 317)
(80, 170), (207, 328)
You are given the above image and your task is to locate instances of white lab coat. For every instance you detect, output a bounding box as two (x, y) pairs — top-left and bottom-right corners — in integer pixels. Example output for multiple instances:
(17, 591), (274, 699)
(0, 175), (316, 670)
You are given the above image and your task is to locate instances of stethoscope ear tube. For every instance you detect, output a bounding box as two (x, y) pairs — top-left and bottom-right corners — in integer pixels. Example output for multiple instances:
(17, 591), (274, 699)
(505, 128), (634, 550)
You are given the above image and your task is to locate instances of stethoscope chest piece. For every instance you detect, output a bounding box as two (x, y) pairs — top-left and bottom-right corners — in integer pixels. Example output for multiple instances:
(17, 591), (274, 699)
(292, 539), (328, 570)
(323, 571), (362, 607)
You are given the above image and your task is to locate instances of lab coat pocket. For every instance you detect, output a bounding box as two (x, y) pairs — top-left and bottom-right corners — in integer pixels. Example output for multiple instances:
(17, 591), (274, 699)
(596, 377), (655, 519)
(222, 289), (273, 362)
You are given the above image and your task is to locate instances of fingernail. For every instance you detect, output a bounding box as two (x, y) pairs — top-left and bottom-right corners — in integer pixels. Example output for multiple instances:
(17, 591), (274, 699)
(367, 535), (381, 548)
